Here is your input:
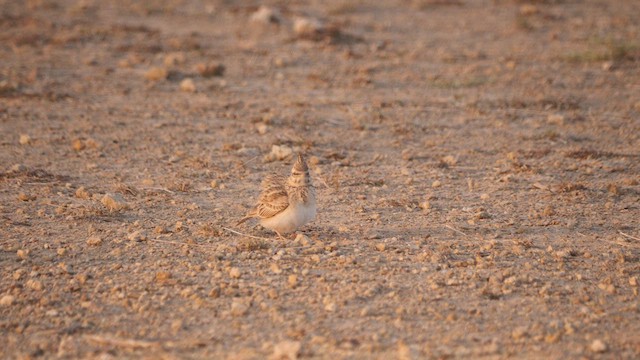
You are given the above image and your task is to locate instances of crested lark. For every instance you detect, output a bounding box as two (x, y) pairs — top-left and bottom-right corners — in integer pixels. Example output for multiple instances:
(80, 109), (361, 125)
(237, 154), (316, 237)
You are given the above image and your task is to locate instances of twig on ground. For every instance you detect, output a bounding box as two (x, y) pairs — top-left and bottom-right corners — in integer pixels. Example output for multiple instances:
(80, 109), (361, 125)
(242, 155), (260, 166)
(316, 174), (332, 189)
(84, 334), (158, 349)
(605, 239), (631, 247)
(353, 154), (383, 167)
(147, 238), (212, 248)
(532, 182), (553, 192)
(222, 227), (274, 241)
(579, 231), (632, 247)
(618, 231), (640, 242)
(141, 187), (175, 194)
(444, 224), (469, 237)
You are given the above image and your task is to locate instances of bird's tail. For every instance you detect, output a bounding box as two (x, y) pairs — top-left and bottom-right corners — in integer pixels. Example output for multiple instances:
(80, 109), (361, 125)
(236, 209), (257, 226)
(236, 216), (252, 226)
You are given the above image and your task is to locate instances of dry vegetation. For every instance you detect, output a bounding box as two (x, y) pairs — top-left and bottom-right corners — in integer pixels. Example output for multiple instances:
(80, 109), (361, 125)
(1, 0), (639, 359)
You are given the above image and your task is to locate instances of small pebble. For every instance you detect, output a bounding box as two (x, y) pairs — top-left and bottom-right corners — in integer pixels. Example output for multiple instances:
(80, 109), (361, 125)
(163, 52), (185, 67)
(144, 67), (168, 81)
(18, 193), (34, 201)
(72, 138), (85, 151)
(441, 155), (457, 166)
(272, 340), (301, 360)
(294, 233), (311, 246)
(171, 319), (183, 333)
(154, 226), (169, 234)
(209, 287), (220, 298)
(75, 187), (91, 199)
(519, 4), (539, 16)
(0, 295), (15, 306)
(26, 279), (43, 291)
(547, 114), (565, 125)
(13, 269), (24, 280)
(324, 302), (336, 312)
(86, 236), (103, 246)
(19, 134), (32, 145)
(288, 274), (298, 288)
(76, 273), (88, 284)
(127, 230), (147, 242)
(155, 272), (172, 282)
(256, 122), (268, 135)
(432, 180), (442, 188)
(270, 263), (282, 275)
(84, 138), (100, 149)
(308, 156), (320, 166)
(264, 144), (293, 162)
(231, 300), (249, 317)
(511, 327), (528, 340)
(10, 164), (28, 173)
(229, 267), (241, 279)
(267, 288), (278, 299)
(195, 62), (225, 77)
(590, 339), (607, 353)
(250, 6), (281, 24)
(180, 78), (196, 92)
(293, 17), (324, 40)
(598, 282), (615, 294)
(274, 57), (286, 67)
(101, 193), (128, 212)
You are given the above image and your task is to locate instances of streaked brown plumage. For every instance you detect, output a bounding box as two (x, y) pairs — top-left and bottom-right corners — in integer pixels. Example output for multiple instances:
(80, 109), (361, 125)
(237, 154), (316, 237)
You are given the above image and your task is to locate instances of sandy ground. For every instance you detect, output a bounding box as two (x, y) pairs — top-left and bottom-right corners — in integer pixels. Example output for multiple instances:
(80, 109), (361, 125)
(1, 0), (640, 359)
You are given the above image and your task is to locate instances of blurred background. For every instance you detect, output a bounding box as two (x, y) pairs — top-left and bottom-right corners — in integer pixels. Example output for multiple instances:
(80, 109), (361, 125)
(1, 1), (639, 359)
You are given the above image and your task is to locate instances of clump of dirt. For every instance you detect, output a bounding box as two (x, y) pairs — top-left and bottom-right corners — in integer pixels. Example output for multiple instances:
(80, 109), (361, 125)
(1, 0), (639, 359)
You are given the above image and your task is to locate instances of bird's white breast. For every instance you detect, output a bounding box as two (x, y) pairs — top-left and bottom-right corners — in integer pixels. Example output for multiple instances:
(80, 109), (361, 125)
(260, 200), (316, 234)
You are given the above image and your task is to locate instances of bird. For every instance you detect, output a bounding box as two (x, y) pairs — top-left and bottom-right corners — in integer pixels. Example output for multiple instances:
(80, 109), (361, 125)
(237, 154), (316, 238)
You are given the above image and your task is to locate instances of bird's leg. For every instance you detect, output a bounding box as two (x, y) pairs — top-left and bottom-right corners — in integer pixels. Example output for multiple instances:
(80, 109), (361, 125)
(275, 230), (286, 240)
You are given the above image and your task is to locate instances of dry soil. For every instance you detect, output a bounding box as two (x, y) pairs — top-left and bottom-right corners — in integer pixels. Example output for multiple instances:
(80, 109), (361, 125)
(1, 0), (639, 359)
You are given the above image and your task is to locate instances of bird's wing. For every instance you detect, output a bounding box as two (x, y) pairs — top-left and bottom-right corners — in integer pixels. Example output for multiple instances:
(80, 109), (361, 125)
(255, 174), (289, 219)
